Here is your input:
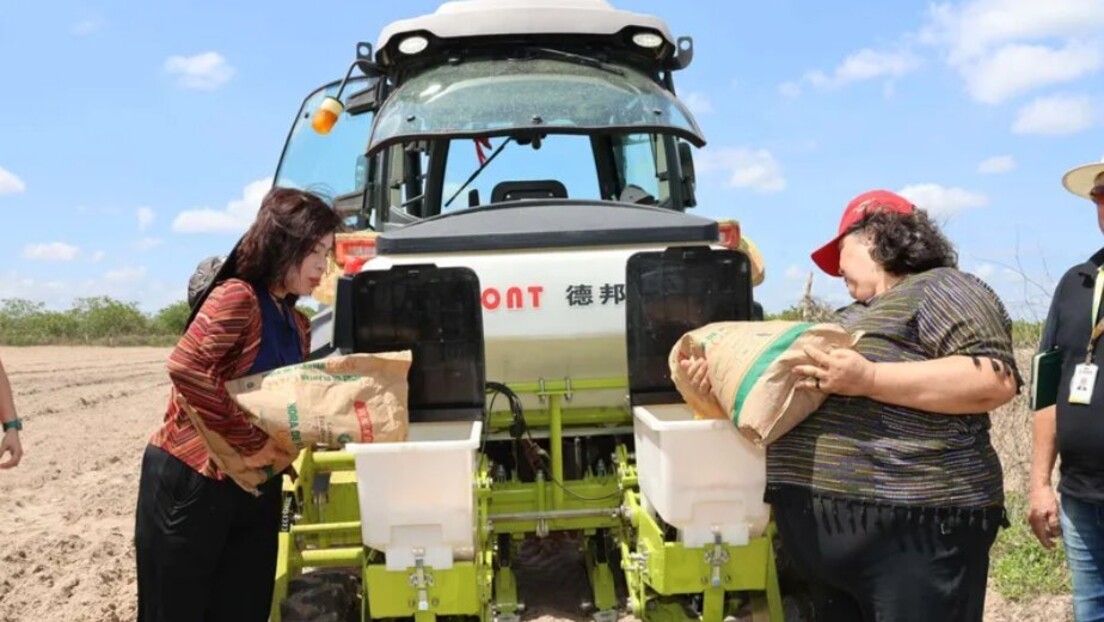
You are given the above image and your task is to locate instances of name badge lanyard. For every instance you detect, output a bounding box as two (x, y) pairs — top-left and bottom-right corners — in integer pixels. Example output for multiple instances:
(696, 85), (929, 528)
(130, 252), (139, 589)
(1087, 267), (1104, 365)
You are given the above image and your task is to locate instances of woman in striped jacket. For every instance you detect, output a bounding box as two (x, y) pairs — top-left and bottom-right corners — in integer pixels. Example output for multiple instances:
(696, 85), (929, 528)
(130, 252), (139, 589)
(684, 189), (1021, 621)
(134, 187), (343, 622)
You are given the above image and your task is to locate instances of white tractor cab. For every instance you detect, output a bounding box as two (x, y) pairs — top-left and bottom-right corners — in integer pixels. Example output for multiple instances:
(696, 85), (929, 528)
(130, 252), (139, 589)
(271, 2), (786, 622)
(282, 0), (764, 404)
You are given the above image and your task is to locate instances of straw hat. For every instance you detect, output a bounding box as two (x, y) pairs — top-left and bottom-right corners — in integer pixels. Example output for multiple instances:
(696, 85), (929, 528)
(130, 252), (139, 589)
(1062, 158), (1104, 200)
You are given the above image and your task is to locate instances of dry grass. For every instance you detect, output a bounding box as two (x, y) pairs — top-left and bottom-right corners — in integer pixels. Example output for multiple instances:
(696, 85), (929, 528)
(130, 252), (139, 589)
(985, 349), (1073, 619)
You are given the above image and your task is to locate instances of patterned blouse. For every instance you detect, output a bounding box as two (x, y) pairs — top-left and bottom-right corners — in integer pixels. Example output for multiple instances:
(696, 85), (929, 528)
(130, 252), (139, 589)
(766, 267), (1021, 510)
(149, 279), (311, 479)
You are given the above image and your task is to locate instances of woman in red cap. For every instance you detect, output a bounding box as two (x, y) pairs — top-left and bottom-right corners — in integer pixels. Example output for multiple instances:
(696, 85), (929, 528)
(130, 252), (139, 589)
(685, 189), (1020, 621)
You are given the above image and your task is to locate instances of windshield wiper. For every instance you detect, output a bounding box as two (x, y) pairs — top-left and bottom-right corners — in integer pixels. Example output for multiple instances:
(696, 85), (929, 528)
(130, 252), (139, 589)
(444, 137), (513, 208)
(524, 47), (625, 76)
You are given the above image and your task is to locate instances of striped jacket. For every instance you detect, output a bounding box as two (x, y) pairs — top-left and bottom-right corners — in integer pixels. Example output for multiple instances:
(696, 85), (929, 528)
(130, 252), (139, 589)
(766, 267), (1019, 509)
(150, 278), (311, 479)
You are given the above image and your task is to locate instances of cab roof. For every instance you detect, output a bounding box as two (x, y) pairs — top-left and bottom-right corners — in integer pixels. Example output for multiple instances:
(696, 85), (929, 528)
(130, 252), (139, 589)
(377, 0), (677, 58)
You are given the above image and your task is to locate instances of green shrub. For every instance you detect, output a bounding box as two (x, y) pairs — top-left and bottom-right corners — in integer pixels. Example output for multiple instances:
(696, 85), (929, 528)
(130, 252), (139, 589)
(0, 296), (180, 346)
(154, 301), (192, 335)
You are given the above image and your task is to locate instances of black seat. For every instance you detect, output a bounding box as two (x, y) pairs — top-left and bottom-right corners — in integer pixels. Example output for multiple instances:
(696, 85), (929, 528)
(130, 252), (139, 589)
(491, 180), (568, 203)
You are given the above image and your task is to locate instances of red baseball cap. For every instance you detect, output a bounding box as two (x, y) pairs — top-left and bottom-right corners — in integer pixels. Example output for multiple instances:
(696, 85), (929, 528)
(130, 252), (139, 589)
(811, 189), (915, 276)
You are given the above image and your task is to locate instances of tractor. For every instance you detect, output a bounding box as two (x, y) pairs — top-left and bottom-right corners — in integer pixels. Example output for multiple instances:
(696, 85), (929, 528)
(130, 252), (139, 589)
(268, 1), (786, 621)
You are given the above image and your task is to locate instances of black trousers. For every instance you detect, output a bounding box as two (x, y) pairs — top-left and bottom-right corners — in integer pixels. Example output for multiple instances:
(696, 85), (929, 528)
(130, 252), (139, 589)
(771, 486), (1002, 622)
(134, 444), (282, 622)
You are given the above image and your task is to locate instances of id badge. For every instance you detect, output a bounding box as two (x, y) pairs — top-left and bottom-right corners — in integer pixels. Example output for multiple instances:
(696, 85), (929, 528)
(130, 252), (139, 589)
(1070, 363), (1099, 405)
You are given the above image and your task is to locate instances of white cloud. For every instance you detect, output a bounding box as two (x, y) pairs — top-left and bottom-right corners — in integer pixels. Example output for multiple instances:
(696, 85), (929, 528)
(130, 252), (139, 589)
(1012, 94), (1095, 135)
(818, 48), (921, 87)
(784, 265), (805, 280)
(0, 272), (69, 304)
(135, 237), (164, 252)
(682, 91), (714, 115)
(923, 0), (1104, 103)
(696, 147), (786, 194)
(22, 242), (81, 262)
(897, 183), (989, 216)
(104, 267), (147, 284)
(924, 0), (1104, 64)
(0, 268), (176, 312)
(172, 178), (272, 234)
(137, 206), (155, 231)
(973, 263), (997, 279)
(71, 19), (103, 36)
(89, 250), (106, 263)
(778, 82), (802, 98)
(164, 52), (234, 91)
(792, 48), (920, 94)
(1000, 267), (1025, 282)
(977, 155), (1017, 174)
(960, 41), (1103, 104)
(0, 165), (26, 195)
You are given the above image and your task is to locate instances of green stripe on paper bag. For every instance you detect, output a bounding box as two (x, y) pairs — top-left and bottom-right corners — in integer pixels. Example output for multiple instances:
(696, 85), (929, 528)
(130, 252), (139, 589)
(732, 323), (811, 424)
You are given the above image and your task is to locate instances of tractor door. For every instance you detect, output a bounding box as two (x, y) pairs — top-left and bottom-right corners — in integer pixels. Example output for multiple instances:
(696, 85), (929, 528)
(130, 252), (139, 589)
(273, 76), (378, 227)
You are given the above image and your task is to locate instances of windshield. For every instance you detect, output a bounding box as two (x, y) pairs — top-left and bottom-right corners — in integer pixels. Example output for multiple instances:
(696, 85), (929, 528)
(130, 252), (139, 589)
(379, 130), (677, 223)
(274, 78), (375, 200)
(441, 135), (601, 210)
(369, 56), (703, 154)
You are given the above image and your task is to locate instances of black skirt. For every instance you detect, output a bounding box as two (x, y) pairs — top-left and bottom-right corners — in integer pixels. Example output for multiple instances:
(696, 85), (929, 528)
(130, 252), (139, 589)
(768, 485), (1004, 622)
(134, 444), (282, 622)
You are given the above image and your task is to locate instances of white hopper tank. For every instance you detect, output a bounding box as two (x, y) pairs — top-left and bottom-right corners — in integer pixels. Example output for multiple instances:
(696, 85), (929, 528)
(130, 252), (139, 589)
(632, 403), (770, 547)
(346, 420), (483, 571)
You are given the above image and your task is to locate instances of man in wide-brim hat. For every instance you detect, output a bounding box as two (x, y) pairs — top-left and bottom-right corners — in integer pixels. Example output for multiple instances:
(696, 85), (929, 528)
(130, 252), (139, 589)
(1030, 158), (1104, 621)
(1063, 160), (1104, 202)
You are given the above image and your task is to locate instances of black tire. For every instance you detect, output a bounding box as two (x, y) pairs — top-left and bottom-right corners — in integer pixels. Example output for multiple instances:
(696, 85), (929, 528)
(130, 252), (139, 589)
(280, 570), (362, 622)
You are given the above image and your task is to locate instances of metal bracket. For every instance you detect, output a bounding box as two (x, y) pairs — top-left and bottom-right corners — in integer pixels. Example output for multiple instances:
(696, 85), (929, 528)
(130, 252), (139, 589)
(409, 549), (433, 611)
(312, 471), (331, 509)
(703, 528), (730, 587)
(564, 376), (574, 402)
(538, 378), (547, 404)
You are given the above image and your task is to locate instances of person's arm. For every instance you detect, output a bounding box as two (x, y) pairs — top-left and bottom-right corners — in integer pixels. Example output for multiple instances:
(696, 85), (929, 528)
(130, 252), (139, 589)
(0, 356), (17, 426)
(0, 355), (22, 468)
(797, 270), (1021, 414)
(800, 348), (1016, 413)
(898, 269), (1021, 412)
(864, 355), (1018, 414)
(1029, 404), (1061, 547)
(167, 280), (270, 456)
(1028, 274), (1065, 547)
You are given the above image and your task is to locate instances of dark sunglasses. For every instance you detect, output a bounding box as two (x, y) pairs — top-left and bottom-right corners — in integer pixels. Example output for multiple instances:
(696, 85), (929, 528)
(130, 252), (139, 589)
(1092, 185), (1104, 202)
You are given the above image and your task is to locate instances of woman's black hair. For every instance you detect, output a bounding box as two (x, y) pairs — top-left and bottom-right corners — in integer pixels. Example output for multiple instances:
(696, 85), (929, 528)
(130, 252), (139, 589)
(845, 208), (958, 275)
(236, 187), (344, 302)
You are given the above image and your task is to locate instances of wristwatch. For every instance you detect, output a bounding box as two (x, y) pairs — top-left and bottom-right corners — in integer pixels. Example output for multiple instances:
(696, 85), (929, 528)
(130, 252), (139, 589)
(3, 418), (22, 432)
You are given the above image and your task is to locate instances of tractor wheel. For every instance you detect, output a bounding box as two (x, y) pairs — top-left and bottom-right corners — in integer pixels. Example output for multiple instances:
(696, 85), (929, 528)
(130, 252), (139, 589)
(280, 570), (363, 622)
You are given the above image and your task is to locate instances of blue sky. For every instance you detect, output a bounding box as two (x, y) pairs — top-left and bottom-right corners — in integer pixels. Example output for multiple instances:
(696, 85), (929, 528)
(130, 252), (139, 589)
(1, 0), (1102, 319)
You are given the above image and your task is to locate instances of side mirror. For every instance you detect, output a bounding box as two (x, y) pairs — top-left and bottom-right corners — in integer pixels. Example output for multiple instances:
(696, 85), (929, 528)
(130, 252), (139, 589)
(678, 141), (697, 208)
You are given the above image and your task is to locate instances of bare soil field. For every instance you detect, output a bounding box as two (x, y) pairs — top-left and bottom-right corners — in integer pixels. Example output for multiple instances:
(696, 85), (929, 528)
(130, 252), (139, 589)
(0, 346), (1073, 621)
